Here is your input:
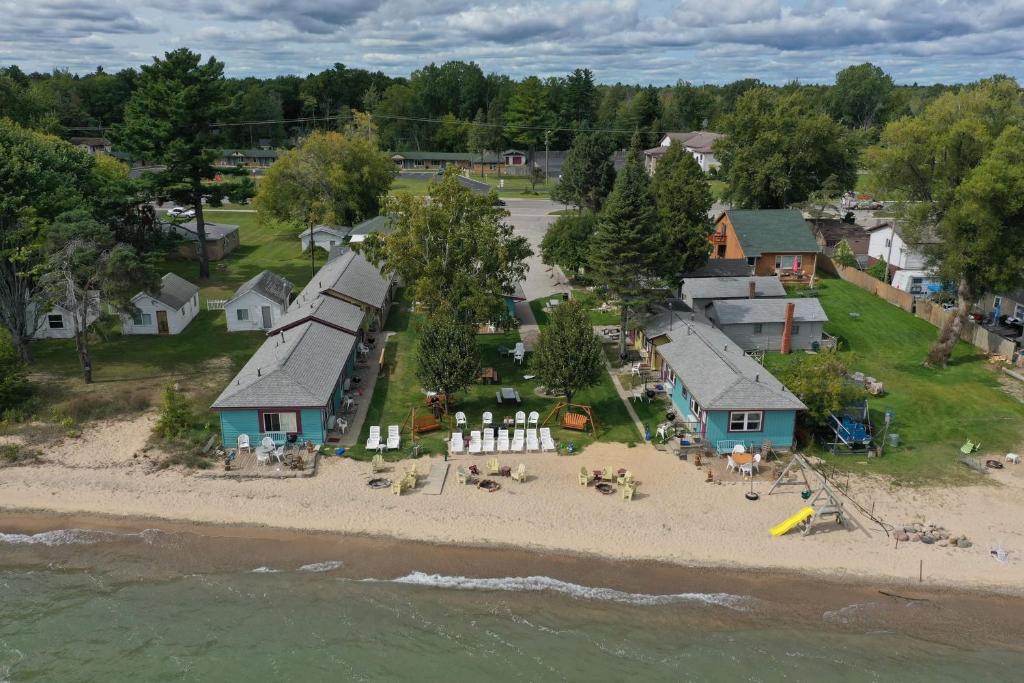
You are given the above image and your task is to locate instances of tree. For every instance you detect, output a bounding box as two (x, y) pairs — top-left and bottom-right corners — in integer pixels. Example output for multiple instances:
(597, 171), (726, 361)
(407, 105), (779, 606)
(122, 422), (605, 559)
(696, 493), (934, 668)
(865, 256), (889, 282)
(589, 138), (663, 356)
(777, 354), (865, 428)
(256, 128), (394, 277)
(114, 48), (227, 279)
(504, 76), (553, 161)
(865, 78), (1024, 366)
(38, 210), (157, 383)
(466, 108), (499, 176)
(0, 330), (31, 412)
(540, 214), (597, 277)
(562, 68), (598, 127)
(415, 305), (480, 415)
(831, 239), (858, 268)
(650, 141), (714, 278)
(360, 169), (532, 323)
(550, 133), (615, 212)
(716, 88), (857, 208)
(828, 63), (897, 130)
(532, 300), (603, 404)
(0, 120), (96, 362)
(528, 165), (546, 192)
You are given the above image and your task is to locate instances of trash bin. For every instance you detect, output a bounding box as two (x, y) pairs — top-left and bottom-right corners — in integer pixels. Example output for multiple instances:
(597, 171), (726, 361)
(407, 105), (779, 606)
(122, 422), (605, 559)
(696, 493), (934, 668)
(888, 433), (900, 447)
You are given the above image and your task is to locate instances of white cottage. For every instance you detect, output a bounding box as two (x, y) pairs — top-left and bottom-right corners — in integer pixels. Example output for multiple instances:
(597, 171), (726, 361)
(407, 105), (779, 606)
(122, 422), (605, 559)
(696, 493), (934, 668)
(224, 270), (294, 332)
(29, 293), (102, 340)
(121, 273), (200, 335)
(300, 225), (349, 252)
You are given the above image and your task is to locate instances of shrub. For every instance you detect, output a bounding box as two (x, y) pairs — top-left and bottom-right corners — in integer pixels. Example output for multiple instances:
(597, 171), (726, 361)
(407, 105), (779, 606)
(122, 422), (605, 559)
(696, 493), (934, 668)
(865, 256), (889, 282)
(154, 384), (195, 440)
(0, 333), (31, 412)
(0, 444), (42, 466)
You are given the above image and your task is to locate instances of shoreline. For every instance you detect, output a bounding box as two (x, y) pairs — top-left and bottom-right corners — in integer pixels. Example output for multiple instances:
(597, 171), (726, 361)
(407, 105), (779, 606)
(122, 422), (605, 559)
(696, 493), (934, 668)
(4, 508), (1024, 651)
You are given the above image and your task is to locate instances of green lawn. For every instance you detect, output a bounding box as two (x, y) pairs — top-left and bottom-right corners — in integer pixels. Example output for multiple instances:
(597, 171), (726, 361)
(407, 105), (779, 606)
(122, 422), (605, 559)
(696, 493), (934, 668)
(765, 277), (1024, 483)
(529, 291), (619, 327)
(391, 174), (551, 198)
(709, 179), (727, 200)
(357, 293), (641, 460)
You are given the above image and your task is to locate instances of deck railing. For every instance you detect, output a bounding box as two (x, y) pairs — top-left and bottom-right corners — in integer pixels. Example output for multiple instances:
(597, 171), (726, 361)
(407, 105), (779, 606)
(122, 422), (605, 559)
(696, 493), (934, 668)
(207, 299), (228, 311)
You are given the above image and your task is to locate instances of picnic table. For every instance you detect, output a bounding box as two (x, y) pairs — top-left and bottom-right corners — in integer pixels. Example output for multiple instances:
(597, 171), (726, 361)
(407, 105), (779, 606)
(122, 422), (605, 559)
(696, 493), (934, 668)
(480, 367), (498, 384)
(495, 387), (521, 404)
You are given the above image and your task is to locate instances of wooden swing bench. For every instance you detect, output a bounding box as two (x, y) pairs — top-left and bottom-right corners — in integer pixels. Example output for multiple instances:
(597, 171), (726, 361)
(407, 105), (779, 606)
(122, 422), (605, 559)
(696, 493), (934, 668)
(413, 414), (441, 435)
(561, 412), (589, 431)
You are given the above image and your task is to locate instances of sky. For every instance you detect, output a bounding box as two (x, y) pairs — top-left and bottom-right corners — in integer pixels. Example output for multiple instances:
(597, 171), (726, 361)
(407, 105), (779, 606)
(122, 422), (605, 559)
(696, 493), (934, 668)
(2, 0), (1022, 84)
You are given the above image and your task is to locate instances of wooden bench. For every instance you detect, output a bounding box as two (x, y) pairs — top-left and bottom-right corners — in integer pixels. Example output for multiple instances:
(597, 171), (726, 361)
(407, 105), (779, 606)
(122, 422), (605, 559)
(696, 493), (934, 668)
(561, 413), (589, 431)
(413, 415), (441, 434)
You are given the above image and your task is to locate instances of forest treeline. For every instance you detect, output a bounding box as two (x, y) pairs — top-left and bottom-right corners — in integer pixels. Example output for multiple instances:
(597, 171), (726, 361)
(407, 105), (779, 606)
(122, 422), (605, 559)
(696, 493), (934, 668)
(1, 59), (964, 152)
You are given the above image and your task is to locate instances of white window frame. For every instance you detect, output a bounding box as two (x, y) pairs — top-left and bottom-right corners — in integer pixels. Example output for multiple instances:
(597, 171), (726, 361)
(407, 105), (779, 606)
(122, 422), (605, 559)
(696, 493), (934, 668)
(262, 411), (298, 433)
(132, 312), (153, 326)
(236, 308), (250, 321)
(775, 255), (802, 270)
(729, 411), (763, 432)
(47, 314), (65, 329)
(993, 296), (1002, 307)
(1015, 304), (1024, 319)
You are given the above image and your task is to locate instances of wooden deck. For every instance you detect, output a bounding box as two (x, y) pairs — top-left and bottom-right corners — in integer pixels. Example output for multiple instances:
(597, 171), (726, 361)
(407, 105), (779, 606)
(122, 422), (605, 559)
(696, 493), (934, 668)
(197, 447), (320, 479)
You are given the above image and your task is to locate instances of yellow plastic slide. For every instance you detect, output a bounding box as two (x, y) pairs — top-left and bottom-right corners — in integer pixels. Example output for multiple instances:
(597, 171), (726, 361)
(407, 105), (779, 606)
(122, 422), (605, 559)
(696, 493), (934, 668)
(769, 507), (815, 537)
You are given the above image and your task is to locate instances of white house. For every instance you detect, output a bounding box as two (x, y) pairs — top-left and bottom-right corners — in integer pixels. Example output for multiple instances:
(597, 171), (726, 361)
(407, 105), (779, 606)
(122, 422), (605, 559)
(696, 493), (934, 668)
(224, 270), (294, 332)
(644, 131), (724, 175)
(300, 225), (349, 252)
(865, 223), (942, 294)
(29, 293), (102, 340)
(121, 273), (200, 335)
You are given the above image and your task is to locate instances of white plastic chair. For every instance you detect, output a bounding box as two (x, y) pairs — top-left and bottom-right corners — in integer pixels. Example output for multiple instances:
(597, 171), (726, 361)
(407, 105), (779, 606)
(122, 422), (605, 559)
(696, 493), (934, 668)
(726, 455), (738, 473)
(366, 426), (381, 450)
(514, 411), (526, 429)
(732, 443), (746, 454)
(261, 436), (275, 450)
(740, 463), (753, 478)
(236, 434), (251, 454)
(449, 433), (465, 454)
(527, 411), (539, 428)
(539, 427), (555, 452)
(497, 429), (510, 452)
(468, 430), (482, 454)
(514, 349), (525, 364)
(387, 425), (401, 450)
(482, 411), (493, 430)
(455, 411), (467, 429)
(630, 362), (642, 377)
(511, 429), (525, 452)
(752, 453), (762, 473)
(526, 429), (539, 452)
(255, 449), (270, 466)
(482, 431), (496, 453)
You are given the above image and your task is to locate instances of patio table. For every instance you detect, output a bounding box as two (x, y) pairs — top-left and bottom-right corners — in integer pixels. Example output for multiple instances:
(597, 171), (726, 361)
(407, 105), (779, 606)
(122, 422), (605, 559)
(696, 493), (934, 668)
(731, 453), (753, 466)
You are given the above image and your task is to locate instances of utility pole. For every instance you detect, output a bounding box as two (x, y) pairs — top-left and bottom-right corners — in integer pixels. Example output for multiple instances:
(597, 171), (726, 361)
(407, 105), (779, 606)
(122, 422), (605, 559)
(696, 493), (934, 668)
(544, 130), (551, 186)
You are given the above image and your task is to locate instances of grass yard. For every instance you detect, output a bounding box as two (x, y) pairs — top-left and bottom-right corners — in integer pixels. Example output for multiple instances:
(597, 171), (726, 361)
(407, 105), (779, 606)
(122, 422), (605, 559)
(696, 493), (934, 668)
(709, 179), (727, 200)
(391, 174), (551, 198)
(355, 293), (641, 460)
(529, 291), (620, 327)
(765, 277), (1024, 484)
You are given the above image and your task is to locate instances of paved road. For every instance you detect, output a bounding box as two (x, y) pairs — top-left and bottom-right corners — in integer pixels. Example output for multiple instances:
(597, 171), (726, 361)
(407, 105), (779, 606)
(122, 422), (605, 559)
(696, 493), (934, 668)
(503, 198), (572, 302)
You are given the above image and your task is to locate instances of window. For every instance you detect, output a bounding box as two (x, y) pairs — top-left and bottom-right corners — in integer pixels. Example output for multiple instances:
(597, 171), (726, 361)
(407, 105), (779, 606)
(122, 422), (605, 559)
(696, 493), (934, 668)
(729, 411), (763, 432)
(746, 256), (756, 266)
(47, 314), (65, 330)
(885, 238), (892, 247)
(132, 312), (153, 326)
(262, 411), (299, 433)
(993, 296), (1002, 307)
(753, 323), (763, 334)
(792, 324), (800, 335)
(1015, 304), (1024, 319)
(236, 308), (249, 321)
(774, 255), (802, 270)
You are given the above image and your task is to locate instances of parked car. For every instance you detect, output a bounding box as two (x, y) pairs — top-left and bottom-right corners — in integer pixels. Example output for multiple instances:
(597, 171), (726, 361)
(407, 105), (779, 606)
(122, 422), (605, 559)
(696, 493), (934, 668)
(493, 198), (506, 207)
(166, 207), (196, 219)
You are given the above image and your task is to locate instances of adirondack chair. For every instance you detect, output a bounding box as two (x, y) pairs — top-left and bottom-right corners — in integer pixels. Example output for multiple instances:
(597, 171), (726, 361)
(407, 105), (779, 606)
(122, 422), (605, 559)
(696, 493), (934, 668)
(371, 453), (386, 473)
(511, 463), (527, 483)
(456, 465), (471, 484)
(579, 467), (593, 486)
(600, 467), (615, 482)
(482, 411), (493, 430)
(486, 457), (500, 475)
(622, 481), (637, 501)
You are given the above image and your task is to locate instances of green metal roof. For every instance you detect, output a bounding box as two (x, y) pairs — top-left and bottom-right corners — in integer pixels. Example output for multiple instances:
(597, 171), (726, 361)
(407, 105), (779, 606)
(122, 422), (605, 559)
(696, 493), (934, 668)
(391, 151), (502, 163)
(724, 209), (820, 257)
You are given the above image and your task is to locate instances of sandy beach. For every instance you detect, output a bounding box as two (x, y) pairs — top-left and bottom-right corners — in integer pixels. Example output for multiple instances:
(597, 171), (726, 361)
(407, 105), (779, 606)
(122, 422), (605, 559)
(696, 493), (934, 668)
(2, 412), (1023, 595)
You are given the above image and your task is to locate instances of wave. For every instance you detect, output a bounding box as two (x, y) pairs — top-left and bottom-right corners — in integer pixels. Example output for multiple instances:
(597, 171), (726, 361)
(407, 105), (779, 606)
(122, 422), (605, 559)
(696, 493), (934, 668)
(0, 528), (166, 547)
(388, 572), (753, 609)
(297, 561), (345, 573)
(249, 566), (281, 574)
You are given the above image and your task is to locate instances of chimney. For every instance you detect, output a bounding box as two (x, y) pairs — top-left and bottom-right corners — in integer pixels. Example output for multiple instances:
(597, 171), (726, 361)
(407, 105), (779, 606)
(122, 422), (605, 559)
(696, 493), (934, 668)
(748, 280), (756, 299)
(781, 302), (795, 354)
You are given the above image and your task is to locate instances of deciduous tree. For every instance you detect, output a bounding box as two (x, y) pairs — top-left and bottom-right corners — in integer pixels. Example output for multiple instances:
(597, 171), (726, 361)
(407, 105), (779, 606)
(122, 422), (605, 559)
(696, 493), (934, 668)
(415, 305), (480, 415)
(550, 133), (615, 212)
(532, 300), (603, 404)
(777, 354), (865, 428)
(540, 214), (597, 278)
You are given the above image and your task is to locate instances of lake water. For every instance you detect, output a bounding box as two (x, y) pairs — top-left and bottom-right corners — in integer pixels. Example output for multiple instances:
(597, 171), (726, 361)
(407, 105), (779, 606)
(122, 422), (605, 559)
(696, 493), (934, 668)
(1, 525), (1022, 681)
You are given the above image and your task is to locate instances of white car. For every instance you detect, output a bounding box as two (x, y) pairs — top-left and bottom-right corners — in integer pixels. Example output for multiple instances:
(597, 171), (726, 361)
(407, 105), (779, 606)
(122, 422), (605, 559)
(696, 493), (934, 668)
(166, 207), (196, 218)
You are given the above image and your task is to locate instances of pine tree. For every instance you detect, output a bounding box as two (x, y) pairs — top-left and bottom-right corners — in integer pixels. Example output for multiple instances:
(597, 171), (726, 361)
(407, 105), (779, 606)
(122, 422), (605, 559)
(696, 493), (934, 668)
(589, 136), (662, 356)
(650, 141), (714, 278)
(551, 133), (615, 213)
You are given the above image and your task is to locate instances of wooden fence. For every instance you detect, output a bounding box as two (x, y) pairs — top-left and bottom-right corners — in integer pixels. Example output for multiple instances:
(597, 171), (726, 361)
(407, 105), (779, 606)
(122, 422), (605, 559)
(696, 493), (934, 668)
(820, 256), (1017, 358)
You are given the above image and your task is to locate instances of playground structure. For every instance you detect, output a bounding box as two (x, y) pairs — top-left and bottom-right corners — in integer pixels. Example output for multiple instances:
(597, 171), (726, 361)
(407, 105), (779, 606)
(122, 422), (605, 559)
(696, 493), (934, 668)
(825, 400), (874, 454)
(542, 402), (597, 434)
(767, 453), (849, 536)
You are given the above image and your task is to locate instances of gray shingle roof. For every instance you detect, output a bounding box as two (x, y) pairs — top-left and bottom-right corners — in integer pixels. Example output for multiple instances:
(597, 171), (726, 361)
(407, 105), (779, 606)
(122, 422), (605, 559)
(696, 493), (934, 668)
(145, 273), (199, 310)
(723, 209), (820, 256)
(392, 150), (502, 163)
(658, 322), (805, 411)
(711, 298), (828, 326)
(175, 220), (239, 241)
(348, 215), (393, 237)
(212, 321), (356, 409)
(230, 270), (293, 309)
(682, 276), (786, 301)
(273, 294), (365, 334)
(664, 131), (724, 153)
(301, 225), (349, 238)
(642, 302), (693, 339)
(299, 250), (391, 310)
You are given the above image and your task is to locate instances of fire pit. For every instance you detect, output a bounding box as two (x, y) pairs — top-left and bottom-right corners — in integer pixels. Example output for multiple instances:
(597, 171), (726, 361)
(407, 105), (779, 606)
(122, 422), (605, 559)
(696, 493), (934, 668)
(367, 478), (391, 489)
(595, 482), (616, 495)
(477, 479), (501, 492)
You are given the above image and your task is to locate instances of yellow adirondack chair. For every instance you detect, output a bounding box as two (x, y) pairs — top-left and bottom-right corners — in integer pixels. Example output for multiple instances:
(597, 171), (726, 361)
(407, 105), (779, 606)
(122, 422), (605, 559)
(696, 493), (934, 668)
(456, 465), (470, 484)
(371, 454), (385, 473)
(617, 470), (633, 485)
(511, 463), (526, 483)
(579, 467), (593, 486)
(601, 467), (615, 482)
(622, 481), (637, 501)
(486, 458), (500, 475)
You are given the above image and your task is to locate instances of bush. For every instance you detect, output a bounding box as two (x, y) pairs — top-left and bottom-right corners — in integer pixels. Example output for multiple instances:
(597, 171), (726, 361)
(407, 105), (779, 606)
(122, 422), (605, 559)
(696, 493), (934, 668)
(154, 384), (195, 440)
(865, 256), (889, 282)
(776, 354), (865, 427)
(0, 444), (42, 466)
(0, 332), (31, 412)
(540, 213), (597, 276)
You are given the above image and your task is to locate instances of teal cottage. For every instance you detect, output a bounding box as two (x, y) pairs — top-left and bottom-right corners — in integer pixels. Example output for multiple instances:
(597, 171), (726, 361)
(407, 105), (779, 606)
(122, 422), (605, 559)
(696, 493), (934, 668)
(212, 320), (357, 448)
(654, 319), (805, 453)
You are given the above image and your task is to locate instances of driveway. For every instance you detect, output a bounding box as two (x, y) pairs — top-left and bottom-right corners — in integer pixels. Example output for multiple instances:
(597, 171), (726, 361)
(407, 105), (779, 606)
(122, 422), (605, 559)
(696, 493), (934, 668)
(503, 198), (572, 302)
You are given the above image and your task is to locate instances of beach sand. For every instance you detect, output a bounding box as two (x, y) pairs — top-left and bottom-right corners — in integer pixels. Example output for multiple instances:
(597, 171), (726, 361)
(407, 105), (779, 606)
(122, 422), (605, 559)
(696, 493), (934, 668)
(2, 412), (1023, 596)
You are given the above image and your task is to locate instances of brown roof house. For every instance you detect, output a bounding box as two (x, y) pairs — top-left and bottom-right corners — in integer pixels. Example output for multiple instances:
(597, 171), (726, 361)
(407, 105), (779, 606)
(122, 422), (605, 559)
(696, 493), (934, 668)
(808, 217), (871, 263)
(709, 209), (821, 283)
